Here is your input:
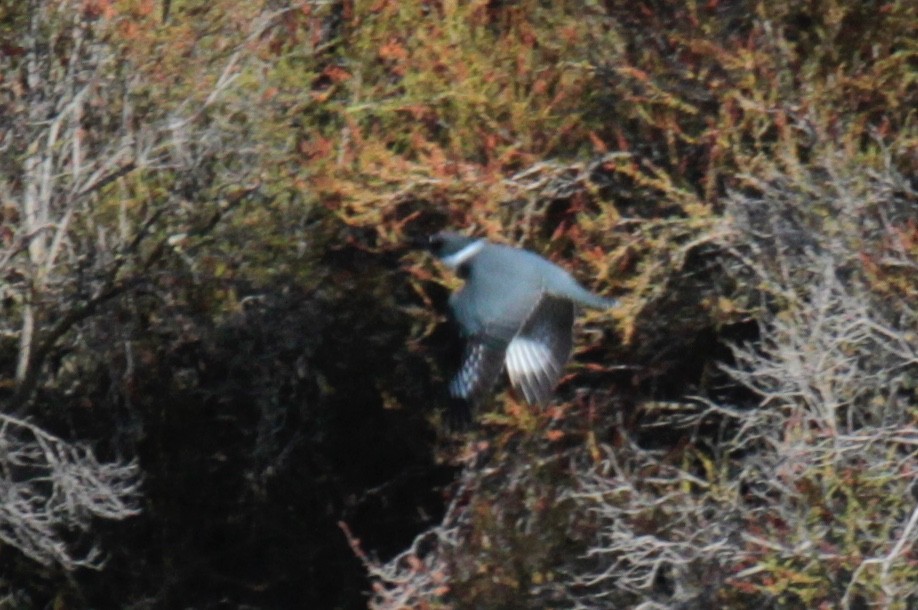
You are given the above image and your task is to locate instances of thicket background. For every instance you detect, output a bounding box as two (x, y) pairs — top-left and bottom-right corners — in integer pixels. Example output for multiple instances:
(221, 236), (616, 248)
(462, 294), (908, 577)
(0, 1), (915, 608)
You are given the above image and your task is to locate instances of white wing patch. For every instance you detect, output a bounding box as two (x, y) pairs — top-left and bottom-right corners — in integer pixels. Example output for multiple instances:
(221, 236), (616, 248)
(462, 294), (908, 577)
(505, 337), (560, 405)
(450, 294), (574, 409)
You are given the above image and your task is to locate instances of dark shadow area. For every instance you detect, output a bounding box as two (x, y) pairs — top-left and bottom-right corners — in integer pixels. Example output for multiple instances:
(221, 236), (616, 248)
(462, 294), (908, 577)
(1, 239), (456, 610)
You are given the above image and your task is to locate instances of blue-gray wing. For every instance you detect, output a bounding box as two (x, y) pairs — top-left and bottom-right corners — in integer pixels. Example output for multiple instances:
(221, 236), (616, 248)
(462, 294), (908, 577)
(505, 294), (575, 405)
(447, 258), (540, 407)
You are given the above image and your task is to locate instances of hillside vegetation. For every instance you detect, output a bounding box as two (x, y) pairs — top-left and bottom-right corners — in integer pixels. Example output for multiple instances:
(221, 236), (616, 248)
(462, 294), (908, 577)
(0, 1), (915, 608)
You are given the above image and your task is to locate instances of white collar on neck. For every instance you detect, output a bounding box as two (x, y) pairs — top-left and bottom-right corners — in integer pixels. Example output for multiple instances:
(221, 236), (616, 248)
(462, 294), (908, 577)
(441, 239), (485, 269)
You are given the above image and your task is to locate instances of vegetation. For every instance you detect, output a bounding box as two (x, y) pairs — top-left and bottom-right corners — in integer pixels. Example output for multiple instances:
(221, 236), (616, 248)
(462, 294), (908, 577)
(0, 0), (915, 608)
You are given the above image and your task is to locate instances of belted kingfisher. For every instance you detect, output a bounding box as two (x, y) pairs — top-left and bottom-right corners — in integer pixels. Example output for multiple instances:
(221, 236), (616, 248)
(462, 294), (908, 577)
(421, 231), (617, 413)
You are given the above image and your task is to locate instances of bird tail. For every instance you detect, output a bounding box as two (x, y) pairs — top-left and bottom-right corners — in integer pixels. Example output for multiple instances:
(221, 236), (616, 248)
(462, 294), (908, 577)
(562, 283), (618, 310)
(580, 293), (619, 310)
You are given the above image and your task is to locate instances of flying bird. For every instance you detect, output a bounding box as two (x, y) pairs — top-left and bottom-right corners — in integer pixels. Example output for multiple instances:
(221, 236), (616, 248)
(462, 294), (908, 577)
(420, 231), (616, 417)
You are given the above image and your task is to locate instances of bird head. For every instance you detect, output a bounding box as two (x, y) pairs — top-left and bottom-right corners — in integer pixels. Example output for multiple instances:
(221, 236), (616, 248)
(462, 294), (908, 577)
(414, 231), (484, 269)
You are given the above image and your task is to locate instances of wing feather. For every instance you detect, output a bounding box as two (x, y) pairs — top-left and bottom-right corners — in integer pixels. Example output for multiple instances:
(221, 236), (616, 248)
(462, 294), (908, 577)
(449, 337), (507, 406)
(505, 295), (575, 406)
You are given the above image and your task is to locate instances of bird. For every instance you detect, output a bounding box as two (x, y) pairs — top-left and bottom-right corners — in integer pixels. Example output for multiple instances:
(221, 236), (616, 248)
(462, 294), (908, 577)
(420, 231), (617, 418)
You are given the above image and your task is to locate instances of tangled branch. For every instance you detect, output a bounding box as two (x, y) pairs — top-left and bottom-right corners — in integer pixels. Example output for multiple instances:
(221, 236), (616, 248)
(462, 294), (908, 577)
(0, 413), (141, 570)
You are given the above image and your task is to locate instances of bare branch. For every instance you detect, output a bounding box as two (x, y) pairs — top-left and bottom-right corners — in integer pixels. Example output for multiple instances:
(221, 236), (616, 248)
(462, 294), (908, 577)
(0, 412), (141, 570)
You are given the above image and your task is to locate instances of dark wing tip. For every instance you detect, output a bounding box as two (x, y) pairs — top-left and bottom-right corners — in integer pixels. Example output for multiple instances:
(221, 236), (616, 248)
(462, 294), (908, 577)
(449, 337), (507, 410)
